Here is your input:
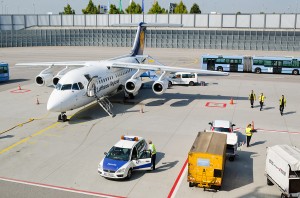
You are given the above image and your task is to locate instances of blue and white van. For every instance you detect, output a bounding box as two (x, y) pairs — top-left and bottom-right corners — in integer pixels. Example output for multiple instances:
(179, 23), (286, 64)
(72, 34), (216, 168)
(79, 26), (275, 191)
(98, 135), (152, 179)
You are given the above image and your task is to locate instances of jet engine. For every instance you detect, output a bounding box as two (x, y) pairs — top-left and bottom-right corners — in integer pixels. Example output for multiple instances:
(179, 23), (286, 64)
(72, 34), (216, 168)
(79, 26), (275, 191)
(35, 73), (54, 86)
(125, 78), (142, 94)
(152, 79), (168, 95)
(52, 75), (62, 86)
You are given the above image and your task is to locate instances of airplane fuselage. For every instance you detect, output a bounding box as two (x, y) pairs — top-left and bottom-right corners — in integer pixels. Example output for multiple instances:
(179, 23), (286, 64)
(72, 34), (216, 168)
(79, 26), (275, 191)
(47, 57), (138, 113)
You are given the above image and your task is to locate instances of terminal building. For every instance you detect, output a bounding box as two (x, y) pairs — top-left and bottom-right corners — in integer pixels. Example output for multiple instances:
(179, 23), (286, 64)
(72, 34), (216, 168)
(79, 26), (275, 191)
(0, 13), (300, 51)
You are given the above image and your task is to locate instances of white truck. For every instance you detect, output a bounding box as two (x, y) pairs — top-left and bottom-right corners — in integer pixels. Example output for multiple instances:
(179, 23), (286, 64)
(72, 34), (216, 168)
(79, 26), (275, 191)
(265, 145), (300, 198)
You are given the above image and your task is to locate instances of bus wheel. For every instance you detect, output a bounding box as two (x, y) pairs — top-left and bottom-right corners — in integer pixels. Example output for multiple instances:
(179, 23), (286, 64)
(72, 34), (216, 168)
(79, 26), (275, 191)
(255, 68), (261, 74)
(189, 81), (195, 86)
(217, 67), (223, 72)
(292, 69), (299, 75)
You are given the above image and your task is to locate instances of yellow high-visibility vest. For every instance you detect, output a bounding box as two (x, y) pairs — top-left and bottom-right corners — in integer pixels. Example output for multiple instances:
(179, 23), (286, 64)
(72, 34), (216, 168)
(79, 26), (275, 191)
(259, 95), (265, 102)
(245, 127), (252, 136)
(149, 144), (156, 155)
(279, 98), (286, 106)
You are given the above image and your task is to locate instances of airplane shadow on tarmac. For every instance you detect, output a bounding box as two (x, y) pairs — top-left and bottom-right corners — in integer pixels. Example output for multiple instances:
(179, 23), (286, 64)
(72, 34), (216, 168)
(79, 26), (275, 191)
(69, 87), (248, 123)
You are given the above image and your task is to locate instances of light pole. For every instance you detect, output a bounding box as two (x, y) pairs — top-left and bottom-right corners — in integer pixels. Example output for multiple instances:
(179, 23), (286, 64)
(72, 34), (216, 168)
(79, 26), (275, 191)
(1, 1), (3, 14)
(33, 2), (35, 14)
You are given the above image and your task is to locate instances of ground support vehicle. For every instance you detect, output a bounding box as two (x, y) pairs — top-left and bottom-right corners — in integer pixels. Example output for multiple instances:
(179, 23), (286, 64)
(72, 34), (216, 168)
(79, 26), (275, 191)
(169, 72), (199, 86)
(208, 120), (238, 161)
(188, 132), (227, 190)
(265, 145), (300, 198)
(0, 62), (9, 82)
(98, 135), (152, 180)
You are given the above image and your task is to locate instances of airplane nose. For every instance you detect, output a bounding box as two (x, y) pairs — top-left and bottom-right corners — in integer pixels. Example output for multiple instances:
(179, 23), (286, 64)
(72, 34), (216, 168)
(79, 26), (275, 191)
(47, 92), (61, 112)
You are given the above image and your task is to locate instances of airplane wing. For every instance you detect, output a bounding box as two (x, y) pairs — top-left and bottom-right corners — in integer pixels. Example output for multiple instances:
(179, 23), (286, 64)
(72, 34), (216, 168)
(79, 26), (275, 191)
(111, 62), (229, 75)
(15, 61), (88, 67)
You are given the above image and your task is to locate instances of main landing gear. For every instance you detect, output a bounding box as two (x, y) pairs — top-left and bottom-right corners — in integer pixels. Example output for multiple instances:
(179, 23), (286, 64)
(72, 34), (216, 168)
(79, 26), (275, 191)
(58, 112), (68, 122)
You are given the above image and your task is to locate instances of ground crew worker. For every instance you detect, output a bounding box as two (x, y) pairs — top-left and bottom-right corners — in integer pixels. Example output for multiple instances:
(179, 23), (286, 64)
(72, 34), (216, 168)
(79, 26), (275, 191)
(148, 140), (157, 170)
(279, 95), (287, 116)
(259, 93), (266, 111)
(249, 90), (256, 108)
(245, 124), (253, 147)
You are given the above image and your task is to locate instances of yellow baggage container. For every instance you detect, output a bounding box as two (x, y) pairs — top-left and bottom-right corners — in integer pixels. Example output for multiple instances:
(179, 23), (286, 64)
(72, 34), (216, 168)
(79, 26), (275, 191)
(187, 132), (227, 190)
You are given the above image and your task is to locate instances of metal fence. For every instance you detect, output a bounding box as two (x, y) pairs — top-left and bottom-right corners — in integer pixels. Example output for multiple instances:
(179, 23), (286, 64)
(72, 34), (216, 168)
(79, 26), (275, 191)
(1, 13), (300, 30)
(1, 28), (300, 51)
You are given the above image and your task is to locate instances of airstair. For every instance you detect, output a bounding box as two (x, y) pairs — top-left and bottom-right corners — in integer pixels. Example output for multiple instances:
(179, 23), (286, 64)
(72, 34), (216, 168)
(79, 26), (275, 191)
(96, 96), (115, 117)
(86, 76), (115, 117)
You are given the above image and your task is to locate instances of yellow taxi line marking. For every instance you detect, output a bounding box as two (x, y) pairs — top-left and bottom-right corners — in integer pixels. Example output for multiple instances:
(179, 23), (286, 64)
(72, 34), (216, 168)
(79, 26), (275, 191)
(0, 122), (59, 155)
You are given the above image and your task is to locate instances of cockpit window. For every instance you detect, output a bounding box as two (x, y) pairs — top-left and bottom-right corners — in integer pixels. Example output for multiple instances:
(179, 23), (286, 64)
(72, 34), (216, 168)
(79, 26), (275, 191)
(56, 83), (62, 90)
(78, 82), (84, 89)
(61, 84), (72, 90)
(72, 83), (79, 90)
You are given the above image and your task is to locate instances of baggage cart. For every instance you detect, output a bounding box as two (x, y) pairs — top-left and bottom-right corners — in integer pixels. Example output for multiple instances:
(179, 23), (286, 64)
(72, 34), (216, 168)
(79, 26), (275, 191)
(265, 145), (300, 198)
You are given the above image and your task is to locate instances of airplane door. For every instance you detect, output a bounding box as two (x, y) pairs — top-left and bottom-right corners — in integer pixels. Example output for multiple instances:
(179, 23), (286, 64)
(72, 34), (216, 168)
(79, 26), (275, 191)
(87, 76), (98, 97)
(132, 150), (152, 171)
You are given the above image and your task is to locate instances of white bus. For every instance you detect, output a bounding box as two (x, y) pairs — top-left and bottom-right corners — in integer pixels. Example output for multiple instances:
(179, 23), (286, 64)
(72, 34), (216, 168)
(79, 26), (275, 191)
(201, 55), (247, 72)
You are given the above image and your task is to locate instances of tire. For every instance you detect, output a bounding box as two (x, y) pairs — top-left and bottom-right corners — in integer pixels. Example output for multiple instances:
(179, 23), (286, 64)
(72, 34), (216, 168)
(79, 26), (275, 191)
(189, 182), (194, 187)
(62, 115), (67, 122)
(58, 114), (62, 121)
(281, 193), (287, 198)
(217, 66), (223, 72)
(292, 69), (299, 75)
(189, 81), (195, 86)
(126, 169), (132, 180)
(229, 156), (235, 161)
(267, 178), (274, 186)
(255, 68), (261, 74)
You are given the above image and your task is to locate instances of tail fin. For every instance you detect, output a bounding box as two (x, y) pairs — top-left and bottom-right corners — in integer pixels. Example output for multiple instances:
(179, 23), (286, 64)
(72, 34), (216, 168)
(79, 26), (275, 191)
(130, 22), (146, 56)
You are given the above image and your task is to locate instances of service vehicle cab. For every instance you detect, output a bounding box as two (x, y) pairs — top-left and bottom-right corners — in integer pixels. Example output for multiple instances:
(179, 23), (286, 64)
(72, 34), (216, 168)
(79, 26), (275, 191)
(208, 120), (238, 161)
(169, 72), (199, 86)
(98, 135), (152, 180)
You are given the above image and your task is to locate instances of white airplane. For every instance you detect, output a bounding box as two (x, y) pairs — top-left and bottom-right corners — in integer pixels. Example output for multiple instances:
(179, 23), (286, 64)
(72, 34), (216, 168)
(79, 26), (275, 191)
(17, 22), (228, 122)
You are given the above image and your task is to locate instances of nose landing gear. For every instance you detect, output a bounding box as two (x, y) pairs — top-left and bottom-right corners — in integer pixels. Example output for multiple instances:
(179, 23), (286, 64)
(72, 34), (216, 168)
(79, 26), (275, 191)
(58, 112), (68, 122)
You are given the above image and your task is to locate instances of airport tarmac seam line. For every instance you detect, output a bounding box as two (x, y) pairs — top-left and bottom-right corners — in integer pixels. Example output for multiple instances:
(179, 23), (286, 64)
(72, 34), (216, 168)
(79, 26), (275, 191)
(167, 159), (188, 198)
(0, 122), (59, 155)
(0, 176), (126, 198)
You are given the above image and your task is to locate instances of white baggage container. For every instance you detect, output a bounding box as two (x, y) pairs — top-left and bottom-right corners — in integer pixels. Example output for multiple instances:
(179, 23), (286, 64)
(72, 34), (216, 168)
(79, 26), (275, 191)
(265, 145), (300, 198)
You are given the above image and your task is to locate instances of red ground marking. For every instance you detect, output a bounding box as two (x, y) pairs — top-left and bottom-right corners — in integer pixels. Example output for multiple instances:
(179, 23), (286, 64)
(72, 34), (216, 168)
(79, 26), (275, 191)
(235, 127), (300, 135)
(10, 89), (31, 93)
(205, 102), (227, 108)
(167, 159), (188, 198)
(0, 176), (126, 198)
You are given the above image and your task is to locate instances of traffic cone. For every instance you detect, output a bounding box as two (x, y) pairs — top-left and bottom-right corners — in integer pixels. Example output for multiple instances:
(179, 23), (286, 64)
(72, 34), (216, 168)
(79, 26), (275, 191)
(36, 97), (40, 105)
(230, 98), (234, 105)
(18, 84), (22, 90)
